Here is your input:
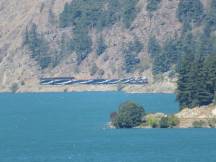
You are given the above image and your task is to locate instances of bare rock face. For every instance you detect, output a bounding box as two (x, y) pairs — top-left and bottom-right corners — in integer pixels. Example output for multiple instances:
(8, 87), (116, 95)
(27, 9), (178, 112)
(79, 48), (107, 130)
(0, 0), (208, 92)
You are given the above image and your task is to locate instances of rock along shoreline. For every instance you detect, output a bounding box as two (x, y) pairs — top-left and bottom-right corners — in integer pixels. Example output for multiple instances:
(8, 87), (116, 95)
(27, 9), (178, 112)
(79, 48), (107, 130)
(109, 105), (216, 129)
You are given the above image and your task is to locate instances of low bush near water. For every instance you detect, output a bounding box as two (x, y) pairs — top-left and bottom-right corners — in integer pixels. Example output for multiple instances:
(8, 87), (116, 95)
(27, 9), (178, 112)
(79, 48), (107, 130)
(160, 115), (180, 128)
(192, 120), (206, 128)
(111, 101), (145, 128)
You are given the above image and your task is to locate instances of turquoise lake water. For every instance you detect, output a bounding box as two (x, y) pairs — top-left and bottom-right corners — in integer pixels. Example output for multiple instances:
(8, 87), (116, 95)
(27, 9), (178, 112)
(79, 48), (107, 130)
(0, 92), (216, 162)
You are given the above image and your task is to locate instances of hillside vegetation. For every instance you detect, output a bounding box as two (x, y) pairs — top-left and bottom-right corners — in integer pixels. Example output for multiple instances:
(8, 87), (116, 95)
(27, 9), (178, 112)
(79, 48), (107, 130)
(0, 0), (215, 94)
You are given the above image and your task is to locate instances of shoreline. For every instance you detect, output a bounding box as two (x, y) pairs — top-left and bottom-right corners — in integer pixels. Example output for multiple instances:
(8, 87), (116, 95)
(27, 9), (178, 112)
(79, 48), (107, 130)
(109, 105), (216, 129)
(1, 81), (177, 94)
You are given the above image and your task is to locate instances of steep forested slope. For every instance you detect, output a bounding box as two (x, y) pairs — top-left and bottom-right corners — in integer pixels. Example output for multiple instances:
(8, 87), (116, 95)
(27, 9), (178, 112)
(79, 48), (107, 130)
(0, 0), (215, 92)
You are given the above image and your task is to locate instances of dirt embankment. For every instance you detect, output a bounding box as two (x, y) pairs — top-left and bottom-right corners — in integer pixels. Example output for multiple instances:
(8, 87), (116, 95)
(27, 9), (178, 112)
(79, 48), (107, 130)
(0, 79), (176, 94)
(175, 105), (216, 128)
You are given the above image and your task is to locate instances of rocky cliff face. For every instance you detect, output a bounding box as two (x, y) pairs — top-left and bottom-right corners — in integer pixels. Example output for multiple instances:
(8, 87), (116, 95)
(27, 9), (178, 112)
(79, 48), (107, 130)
(0, 0), (207, 92)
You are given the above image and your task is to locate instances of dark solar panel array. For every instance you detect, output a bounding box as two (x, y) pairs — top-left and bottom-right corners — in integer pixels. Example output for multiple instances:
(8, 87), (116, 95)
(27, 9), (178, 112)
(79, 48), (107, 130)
(40, 77), (148, 85)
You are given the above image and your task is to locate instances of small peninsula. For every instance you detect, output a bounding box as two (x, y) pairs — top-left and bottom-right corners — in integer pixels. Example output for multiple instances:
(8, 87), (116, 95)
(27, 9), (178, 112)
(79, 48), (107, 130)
(109, 101), (216, 129)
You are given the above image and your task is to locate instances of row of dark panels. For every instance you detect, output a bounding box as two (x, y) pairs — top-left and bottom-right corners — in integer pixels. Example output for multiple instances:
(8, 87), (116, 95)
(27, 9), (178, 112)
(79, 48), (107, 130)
(40, 78), (148, 85)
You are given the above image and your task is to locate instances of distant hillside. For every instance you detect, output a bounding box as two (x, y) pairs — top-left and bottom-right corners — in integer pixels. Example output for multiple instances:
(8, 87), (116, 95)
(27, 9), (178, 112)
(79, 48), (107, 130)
(0, 0), (215, 92)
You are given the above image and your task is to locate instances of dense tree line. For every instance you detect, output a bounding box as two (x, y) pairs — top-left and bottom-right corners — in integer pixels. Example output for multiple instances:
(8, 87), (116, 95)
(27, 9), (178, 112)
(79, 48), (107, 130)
(176, 0), (204, 30)
(59, 0), (139, 63)
(149, 0), (216, 75)
(123, 39), (143, 73)
(24, 24), (51, 69)
(177, 54), (216, 108)
(146, 0), (161, 12)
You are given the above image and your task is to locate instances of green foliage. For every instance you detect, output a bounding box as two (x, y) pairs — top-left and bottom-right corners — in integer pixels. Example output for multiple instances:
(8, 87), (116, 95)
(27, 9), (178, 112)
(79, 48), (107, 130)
(96, 36), (107, 56)
(90, 63), (98, 76)
(123, 39), (143, 73)
(59, 34), (72, 57)
(176, 52), (197, 108)
(160, 116), (179, 128)
(59, 0), (139, 63)
(112, 101), (145, 128)
(121, 0), (139, 28)
(159, 117), (170, 128)
(24, 24), (50, 69)
(177, 0), (204, 29)
(177, 53), (216, 108)
(146, 116), (160, 128)
(148, 36), (161, 58)
(60, 0), (139, 29)
(10, 83), (19, 93)
(152, 38), (181, 74)
(146, 0), (161, 12)
(151, 28), (216, 75)
(70, 29), (92, 64)
(208, 118), (216, 128)
(204, 0), (216, 33)
(192, 120), (206, 128)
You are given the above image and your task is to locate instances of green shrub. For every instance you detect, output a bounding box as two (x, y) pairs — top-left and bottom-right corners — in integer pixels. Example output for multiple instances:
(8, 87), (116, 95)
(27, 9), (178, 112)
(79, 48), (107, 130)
(21, 81), (25, 86)
(123, 39), (143, 73)
(60, 0), (139, 30)
(24, 24), (50, 69)
(90, 63), (98, 76)
(177, 0), (204, 27)
(120, 0), (139, 28)
(112, 101), (145, 128)
(208, 118), (216, 128)
(117, 84), (125, 91)
(192, 120), (206, 128)
(10, 83), (19, 93)
(59, 0), (140, 63)
(160, 115), (179, 128)
(70, 29), (92, 63)
(160, 117), (169, 128)
(96, 36), (107, 56)
(146, 116), (160, 128)
(204, 0), (216, 33)
(148, 36), (161, 58)
(146, 0), (161, 12)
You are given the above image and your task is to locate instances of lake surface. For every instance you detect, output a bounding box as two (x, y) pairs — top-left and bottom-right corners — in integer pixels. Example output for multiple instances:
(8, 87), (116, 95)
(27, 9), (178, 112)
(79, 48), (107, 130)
(0, 92), (216, 162)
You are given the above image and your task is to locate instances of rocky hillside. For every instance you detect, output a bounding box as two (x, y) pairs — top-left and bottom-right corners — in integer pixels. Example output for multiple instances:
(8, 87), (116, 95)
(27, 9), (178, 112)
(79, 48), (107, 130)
(175, 105), (216, 128)
(0, 0), (210, 92)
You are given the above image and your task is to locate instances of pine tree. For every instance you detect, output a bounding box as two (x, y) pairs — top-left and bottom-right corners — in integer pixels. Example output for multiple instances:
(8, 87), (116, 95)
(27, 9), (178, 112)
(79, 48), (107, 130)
(205, 55), (216, 102)
(205, 0), (216, 32)
(176, 52), (195, 108)
(193, 55), (212, 106)
(148, 36), (161, 58)
(59, 3), (72, 28)
(177, 0), (204, 27)
(25, 24), (50, 69)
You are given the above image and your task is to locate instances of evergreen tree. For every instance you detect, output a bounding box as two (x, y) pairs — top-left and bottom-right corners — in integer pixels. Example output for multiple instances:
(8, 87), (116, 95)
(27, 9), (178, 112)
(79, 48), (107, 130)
(96, 36), (107, 56)
(177, 0), (204, 28)
(177, 53), (216, 108)
(146, 0), (161, 12)
(123, 39), (143, 73)
(25, 24), (50, 69)
(205, 0), (216, 33)
(205, 55), (216, 102)
(148, 36), (161, 58)
(120, 0), (139, 28)
(176, 52), (196, 108)
(70, 28), (93, 64)
(59, 3), (72, 28)
(193, 55), (212, 106)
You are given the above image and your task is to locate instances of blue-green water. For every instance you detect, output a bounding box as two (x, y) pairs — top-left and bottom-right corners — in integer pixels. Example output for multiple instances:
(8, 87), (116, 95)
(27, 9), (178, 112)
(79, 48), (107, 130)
(0, 92), (216, 162)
